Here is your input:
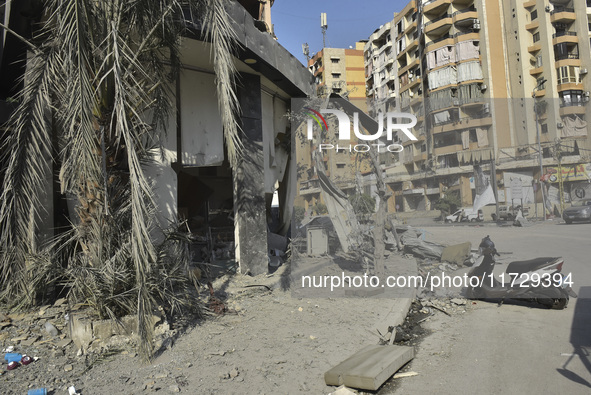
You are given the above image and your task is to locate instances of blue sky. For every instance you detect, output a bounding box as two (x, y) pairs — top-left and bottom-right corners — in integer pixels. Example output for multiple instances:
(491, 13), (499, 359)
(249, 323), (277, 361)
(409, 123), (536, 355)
(273, 0), (409, 65)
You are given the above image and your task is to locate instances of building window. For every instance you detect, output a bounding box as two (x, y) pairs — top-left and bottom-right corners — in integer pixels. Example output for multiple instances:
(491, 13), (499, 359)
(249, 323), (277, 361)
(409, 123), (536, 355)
(559, 90), (585, 107)
(331, 58), (339, 64)
(530, 10), (538, 21)
(336, 163), (346, 169)
(332, 73), (341, 78)
(333, 88), (342, 93)
(541, 123), (548, 134)
(536, 77), (546, 90)
(556, 66), (581, 84)
(536, 55), (543, 67)
(533, 32), (540, 43)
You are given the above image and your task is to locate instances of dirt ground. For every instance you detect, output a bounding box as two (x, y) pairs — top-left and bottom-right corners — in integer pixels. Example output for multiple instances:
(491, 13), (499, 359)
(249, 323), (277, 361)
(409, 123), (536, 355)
(0, 224), (488, 395)
(0, 264), (417, 394)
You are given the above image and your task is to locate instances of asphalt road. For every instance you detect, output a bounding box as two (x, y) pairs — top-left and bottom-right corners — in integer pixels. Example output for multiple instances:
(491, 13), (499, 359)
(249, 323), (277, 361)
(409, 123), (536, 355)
(393, 221), (591, 395)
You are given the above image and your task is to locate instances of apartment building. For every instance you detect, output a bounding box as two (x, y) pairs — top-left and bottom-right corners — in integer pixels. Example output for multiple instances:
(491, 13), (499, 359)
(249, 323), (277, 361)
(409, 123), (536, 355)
(363, 0), (591, 214)
(296, 43), (371, 213)
(308, 42), (368, 111)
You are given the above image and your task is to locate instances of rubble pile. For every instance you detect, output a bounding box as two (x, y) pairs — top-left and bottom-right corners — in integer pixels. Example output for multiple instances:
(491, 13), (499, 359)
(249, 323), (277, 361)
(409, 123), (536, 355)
(0, 298), (176, 393)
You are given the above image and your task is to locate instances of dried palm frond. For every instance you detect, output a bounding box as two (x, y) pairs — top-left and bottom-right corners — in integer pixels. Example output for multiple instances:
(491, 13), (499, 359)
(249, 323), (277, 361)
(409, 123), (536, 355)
(0, 0), (241, 361)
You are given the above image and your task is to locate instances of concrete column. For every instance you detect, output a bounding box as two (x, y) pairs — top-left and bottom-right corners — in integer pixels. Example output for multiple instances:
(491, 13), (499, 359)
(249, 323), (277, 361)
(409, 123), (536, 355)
(460, 175), (472, 207)
(233, 73), (268, 275)
(387, 183), (396, 213)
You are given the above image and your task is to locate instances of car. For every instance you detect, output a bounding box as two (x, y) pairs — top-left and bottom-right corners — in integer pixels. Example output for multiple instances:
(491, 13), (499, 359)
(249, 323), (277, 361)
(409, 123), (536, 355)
(445, 208), (484, 223)
(563, 199), (591, 224)
(491, 205), (530, 221)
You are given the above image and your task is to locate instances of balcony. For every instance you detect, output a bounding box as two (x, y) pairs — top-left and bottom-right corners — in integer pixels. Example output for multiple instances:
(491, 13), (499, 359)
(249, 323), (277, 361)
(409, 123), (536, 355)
(528, 42), (542, 53)
(559, 102), (587, 116)
(398, 58), (420, 76)
(425, 14), (453, 35)
(555, 53), (579, 61)
(414, 151), (428, 162)
(404, 20), (418, 35)
(553, 31), (578, 45)
(550, 7), (575, 24)
(406, 38), (419, 52)
(525, 20), (539, 31)
(426, 35), (454, 50)
(529, 66), (543, 75)
(434, 143), (463, 155)
(453, 7), (478, 27)
(523, 0), (536, 8)
(423, 0), (452, 15)
(557, 75), (584, 91)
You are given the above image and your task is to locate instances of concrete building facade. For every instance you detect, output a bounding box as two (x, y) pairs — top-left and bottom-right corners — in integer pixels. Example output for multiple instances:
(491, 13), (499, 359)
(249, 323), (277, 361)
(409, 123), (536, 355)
(362, 0), (591, 216)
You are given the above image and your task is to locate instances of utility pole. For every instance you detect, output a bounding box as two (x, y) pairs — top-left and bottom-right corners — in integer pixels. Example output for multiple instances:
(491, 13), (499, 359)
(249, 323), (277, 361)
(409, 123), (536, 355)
(491, 157), (499, 221)
(555, 139), (565, 214)
(533, 79), (547, 221)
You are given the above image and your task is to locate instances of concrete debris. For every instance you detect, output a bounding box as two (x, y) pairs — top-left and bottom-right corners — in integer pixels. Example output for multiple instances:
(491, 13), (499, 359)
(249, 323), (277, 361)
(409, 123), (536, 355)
(401, 234), (444, 260)
(441, 242), (472, 266)
(393, 371), (419, 379)
(324, 345), (414, 390)
(419, 297), (469, 316)
(329, 385), (358, 394)
(316, 171), (360, 253)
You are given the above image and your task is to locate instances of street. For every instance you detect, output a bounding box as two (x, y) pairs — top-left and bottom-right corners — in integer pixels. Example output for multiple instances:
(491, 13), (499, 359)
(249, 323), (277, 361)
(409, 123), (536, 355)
(392, 221), (591, 394)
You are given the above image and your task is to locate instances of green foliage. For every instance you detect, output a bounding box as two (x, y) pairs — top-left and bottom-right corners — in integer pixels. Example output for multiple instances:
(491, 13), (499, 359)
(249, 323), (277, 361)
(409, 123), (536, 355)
(434, 193), (461, 215)
(313, 203), (328, 215)
(348, 193), (376, 215)
(293, 206), (305, 227)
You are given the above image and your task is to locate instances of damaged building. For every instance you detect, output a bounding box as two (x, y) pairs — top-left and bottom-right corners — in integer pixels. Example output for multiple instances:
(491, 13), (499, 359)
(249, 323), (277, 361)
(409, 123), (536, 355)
(0, 0), (314, 276)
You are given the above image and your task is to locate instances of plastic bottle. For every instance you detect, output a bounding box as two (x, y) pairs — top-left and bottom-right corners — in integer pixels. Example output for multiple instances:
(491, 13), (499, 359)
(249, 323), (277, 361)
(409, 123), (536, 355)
(27, 389), (48, 395)
(4, 353), (22, 363)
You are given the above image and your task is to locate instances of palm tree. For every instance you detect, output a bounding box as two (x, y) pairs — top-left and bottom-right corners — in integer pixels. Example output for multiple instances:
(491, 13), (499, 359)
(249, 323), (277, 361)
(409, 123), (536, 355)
(0, 0), (241, 359)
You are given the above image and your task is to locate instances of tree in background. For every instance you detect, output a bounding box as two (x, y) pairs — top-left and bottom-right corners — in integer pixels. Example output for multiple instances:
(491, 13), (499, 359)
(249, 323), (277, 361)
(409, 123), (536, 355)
(434, 193), (462, 219)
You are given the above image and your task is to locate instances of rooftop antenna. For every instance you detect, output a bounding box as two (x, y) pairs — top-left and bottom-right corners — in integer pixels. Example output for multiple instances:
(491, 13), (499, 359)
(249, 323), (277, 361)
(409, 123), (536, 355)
(321, 12), (327, 48)
(302, 42), (310, 64)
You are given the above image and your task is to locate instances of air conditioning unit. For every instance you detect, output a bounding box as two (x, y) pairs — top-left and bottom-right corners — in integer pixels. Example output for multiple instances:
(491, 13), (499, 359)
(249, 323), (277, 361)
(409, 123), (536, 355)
(480, 84), (488, 91)
(557, 122), (564, 128)
(409, 91), (415, 97)
(585, 91), (590, 97)
(453, 99), (460, 106)
(581, 68), (588, 75)
(473, 19), (480, 24)
(473, 23), (481, 30)
(545, 5), (551, 12)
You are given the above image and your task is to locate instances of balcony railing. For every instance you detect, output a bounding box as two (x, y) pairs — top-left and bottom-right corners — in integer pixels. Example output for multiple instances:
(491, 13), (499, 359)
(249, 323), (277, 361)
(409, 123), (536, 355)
(426, 34), (453, 47)
(425, 14), (452, 27)
(550, 7), (575, 15)
(557, 76), (580, 84)
(555, 53), (579, 61)
(560, 99), (587, 108)
(553, 31), (577, 39)
(452, 6), (477, 17)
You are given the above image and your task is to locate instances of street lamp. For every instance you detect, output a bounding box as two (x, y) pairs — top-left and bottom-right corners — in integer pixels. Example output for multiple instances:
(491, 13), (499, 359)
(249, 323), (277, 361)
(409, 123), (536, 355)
(532, 78), (547, 221)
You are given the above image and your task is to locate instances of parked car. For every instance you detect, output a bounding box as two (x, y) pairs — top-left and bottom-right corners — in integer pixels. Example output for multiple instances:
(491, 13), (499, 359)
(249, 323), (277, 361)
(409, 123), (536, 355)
(491, 205), (529, 221)
(563, 199), (591, 224)
(445, 208), (484, 223)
